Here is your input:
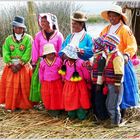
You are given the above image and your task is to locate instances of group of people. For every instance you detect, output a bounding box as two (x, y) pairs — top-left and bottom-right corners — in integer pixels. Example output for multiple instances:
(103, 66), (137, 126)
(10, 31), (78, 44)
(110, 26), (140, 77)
(0, 4), (139, 128)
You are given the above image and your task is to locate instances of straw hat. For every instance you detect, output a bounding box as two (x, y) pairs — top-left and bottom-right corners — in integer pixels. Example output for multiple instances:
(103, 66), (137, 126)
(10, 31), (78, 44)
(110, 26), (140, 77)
(61, 44), (78, 59)
(42, 43), (56, 56)
(101, 4), (127, 23)
(11, 16), (26, 28)
(71, 11), (88, 22)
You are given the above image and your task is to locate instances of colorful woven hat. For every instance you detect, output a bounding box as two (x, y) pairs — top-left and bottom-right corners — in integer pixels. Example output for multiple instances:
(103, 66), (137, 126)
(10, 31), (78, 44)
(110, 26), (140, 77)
(61, 44), (78, 59)
(42, 43), (56, 56)
(93, 37), (105, 53)
(104, 33), (120, 52)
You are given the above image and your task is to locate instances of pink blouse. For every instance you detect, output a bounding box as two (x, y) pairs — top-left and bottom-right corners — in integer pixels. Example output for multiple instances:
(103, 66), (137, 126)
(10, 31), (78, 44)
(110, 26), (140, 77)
(64, 59), (91, 81)
(32, 30), (64, 65)
(39, 56), (62, 82)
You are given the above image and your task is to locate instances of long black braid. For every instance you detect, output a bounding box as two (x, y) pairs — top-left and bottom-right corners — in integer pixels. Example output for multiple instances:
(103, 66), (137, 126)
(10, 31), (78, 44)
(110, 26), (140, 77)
(58, 59), (68, 75)
(71, 60), (81, 81)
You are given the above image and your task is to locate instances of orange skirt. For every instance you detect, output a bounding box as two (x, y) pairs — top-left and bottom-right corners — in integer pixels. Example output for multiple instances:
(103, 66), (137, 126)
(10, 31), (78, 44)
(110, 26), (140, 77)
(0, 64), (33, 110)
(63, 80), (91, 111)
(41, 79), (64, 110)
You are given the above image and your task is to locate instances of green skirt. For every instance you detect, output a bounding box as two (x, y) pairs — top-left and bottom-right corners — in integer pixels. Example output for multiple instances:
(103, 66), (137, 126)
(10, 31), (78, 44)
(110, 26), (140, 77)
(29, 59), (41, 102)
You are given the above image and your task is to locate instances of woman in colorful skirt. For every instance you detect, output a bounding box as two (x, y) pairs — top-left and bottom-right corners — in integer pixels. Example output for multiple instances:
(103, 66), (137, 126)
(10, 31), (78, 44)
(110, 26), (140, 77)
(100, 4), (139, 123)
(0, 16), (33, 111)
(30, 13), (64, 103)
(39, 43), (64, 116)
(60, 44), (91, 120)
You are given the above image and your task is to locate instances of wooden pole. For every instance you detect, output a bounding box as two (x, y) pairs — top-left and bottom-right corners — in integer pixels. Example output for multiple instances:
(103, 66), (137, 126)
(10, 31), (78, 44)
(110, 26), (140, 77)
(27, 0), (39, 37)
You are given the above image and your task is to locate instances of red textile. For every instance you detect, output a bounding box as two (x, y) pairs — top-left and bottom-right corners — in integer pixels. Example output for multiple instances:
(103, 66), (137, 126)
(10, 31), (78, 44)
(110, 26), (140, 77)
(92, 54), (102, 84)
(0, 64), (33, 110)
(63, 80), (91, 111)
(104, 52), (118, 84)
(41, 79), (64, 110)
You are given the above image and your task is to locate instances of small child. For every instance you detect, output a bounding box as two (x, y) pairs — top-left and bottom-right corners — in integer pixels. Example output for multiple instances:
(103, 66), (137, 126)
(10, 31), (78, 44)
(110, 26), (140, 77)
(103, 34), (124, 127)
(92, 37), (109, 121)
(39, 44), (64, 117)
(60, 44), (91, 120)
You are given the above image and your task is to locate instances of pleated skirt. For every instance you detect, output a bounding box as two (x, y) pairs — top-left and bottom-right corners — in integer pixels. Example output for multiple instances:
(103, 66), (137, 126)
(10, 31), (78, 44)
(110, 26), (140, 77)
(41, 79), (64, 110)
(0, 64), (33, 110)
(63, 80), (91, 111)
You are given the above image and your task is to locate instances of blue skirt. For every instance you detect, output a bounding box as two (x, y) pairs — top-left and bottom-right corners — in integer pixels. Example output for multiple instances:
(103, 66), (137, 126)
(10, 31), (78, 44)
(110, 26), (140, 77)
(120, 60), (140, 109)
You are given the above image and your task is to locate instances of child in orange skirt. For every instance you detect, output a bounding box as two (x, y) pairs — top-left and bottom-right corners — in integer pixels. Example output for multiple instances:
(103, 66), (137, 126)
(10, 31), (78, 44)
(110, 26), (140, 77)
(39, 43), (64, 117)
(60, 44), (91, 120)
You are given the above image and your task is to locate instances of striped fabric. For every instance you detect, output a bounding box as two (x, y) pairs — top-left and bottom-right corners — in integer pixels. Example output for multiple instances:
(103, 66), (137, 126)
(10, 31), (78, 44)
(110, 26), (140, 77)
(104, 52), (121, 84)
(92, 54), (102, 84)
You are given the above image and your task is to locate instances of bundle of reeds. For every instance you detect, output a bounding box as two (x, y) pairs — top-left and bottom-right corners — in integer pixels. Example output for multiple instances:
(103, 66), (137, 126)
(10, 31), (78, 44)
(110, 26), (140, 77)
(27, 0), (39, 37)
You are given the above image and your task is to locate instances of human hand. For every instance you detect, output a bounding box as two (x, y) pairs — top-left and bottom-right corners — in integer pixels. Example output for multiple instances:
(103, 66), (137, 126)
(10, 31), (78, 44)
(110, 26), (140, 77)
(123, 54), (129, 64)
(16, 64), (23, 71)
(96, 84), (102, 93)
(10, 65), (18, 73)
(76, 48), (84, 55)
(114, 85), (120, 94)
(82, 60), (92, 70)
(32, 64), (36, 72)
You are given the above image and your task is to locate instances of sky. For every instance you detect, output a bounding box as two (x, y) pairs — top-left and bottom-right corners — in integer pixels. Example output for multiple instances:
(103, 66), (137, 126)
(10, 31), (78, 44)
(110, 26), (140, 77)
(0, 1), (114, 15)
(76, 1), (114, 15)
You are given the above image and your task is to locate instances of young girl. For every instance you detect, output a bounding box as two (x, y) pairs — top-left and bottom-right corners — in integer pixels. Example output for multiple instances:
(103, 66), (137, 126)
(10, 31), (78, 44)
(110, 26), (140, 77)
(60, 44), (91, 120)
(39, 43), (64, 116)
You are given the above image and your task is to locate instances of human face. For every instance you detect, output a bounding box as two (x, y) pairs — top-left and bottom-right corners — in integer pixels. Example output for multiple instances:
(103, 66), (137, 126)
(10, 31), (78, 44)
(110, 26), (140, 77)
(45, 53), (56, 60)
(13, 26), (24, 34)
(108, 11), (121, 25)
(41, 17), (51, 32)
(71, 20), (83, 33)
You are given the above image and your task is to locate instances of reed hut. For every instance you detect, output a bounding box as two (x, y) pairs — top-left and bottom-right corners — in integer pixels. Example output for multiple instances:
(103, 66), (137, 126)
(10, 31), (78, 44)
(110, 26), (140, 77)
(117, 1), (140, 46)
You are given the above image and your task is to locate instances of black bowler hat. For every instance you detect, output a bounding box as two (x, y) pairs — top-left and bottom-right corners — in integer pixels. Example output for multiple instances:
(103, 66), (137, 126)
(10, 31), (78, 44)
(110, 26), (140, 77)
(11, 16), (26, 28)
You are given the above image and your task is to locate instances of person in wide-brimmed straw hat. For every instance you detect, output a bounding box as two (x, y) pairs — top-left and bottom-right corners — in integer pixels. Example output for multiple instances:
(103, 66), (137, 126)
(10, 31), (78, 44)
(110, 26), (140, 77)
(101, 4), (127, 24)
(39, 43), (64, 117)
(59, 11), (93, 61)
(30, 13), (64, 104)
(100, 4), (139, 125)
(0, 16), (33, 111)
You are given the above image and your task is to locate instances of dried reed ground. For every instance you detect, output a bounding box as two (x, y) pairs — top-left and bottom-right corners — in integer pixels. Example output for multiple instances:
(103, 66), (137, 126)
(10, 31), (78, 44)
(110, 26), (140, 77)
(0, 57), (140, 139)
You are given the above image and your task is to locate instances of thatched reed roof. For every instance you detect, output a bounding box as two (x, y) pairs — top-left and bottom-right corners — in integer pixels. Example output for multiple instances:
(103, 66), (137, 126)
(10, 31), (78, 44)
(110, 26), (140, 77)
(117, 1), (140, 9)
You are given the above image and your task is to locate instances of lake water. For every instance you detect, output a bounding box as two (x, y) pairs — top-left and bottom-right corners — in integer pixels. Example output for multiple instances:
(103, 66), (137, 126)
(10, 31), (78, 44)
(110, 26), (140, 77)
(87, 23), (108, 38)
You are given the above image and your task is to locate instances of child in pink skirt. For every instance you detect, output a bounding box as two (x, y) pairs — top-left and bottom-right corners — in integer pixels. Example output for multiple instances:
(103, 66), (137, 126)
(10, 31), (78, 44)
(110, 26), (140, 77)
(60, 44), (91, 120)
(39, 43), (64, 117)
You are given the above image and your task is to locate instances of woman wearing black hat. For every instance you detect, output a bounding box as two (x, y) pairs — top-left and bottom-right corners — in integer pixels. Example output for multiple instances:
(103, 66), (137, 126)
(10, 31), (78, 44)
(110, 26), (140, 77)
(0, 16), (33, 111)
